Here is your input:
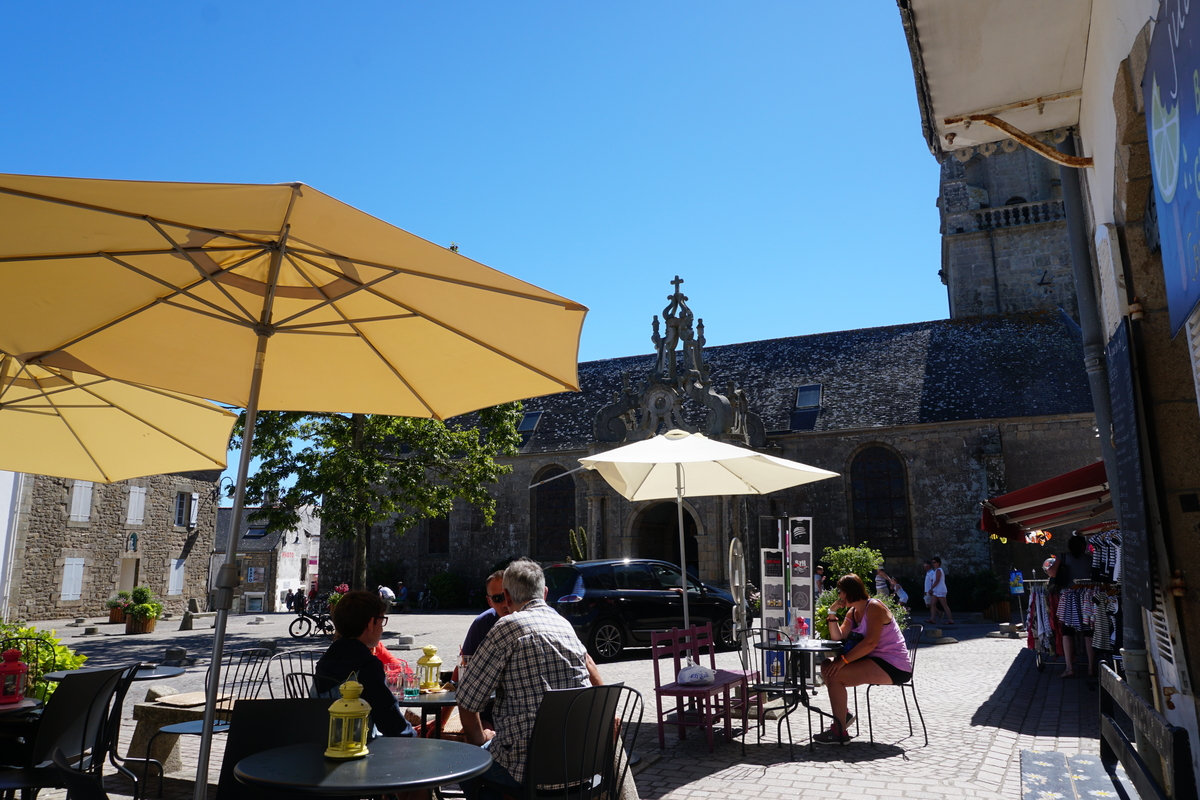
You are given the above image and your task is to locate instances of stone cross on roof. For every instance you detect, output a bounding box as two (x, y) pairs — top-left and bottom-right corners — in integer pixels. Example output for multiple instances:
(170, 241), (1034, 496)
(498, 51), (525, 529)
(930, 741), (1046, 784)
(594, 277), (765, 446)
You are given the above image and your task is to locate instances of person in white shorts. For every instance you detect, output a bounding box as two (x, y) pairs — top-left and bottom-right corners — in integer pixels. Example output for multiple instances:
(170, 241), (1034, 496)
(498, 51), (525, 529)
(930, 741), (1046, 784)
(929, 556), (953, 625)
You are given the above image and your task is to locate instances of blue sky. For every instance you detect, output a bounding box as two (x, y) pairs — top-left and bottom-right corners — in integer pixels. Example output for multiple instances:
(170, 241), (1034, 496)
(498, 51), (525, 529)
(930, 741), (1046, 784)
(1, 3), (945, 497)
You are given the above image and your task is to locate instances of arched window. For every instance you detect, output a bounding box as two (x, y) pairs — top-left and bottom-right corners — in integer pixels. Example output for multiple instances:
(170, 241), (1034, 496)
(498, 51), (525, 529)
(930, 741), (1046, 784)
(532, 465), (575, 560)
(849, 446), (912, 557)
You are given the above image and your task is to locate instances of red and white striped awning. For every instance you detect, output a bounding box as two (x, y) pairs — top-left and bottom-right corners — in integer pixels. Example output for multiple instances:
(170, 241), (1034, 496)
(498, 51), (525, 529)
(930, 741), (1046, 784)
(981, 461), (1112, 537)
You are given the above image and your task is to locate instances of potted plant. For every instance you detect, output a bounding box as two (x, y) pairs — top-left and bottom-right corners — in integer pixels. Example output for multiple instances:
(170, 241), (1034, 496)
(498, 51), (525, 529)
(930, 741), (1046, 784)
(105, 590), (131, 624)
(124, 585), (163, 634)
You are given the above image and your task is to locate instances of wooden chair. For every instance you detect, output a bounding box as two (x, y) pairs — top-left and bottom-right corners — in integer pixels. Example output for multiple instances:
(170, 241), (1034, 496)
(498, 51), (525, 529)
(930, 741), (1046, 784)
(650, 623), (748, 752)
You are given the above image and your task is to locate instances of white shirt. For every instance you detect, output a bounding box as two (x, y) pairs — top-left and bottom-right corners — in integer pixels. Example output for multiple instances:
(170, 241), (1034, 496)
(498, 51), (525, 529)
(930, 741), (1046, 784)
(378, 586), (396, 601)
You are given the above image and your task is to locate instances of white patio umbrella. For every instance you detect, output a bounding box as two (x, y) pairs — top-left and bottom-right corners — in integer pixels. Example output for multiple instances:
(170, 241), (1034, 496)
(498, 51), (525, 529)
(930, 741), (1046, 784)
(579, 429), (838, 630)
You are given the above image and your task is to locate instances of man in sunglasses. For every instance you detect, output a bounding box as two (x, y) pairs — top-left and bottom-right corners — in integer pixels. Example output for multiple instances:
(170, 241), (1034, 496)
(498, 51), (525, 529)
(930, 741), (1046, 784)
(456, 570), (511, 683)
(315, 590), (415, 737)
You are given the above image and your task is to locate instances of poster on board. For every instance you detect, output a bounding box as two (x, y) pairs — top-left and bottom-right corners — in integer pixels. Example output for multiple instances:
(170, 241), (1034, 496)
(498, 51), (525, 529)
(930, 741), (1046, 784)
(789, 517), (813, 633)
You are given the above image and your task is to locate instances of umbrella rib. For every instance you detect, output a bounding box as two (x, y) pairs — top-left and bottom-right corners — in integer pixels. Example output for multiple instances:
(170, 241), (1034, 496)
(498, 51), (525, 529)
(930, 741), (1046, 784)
(70, 380), (227, 464)
(285, 244), (586, 310)
(101, 253), (254, 326)
(0, 184), (281, 248)
(158, 299), (260, 330)
(285, 252), (439, 417)
(41, 385), (112, 483)
(269, 250), (400, 327)
(0, 244), (262, 264)
(144, 217), (261, 323)
(274, 314), (419, 331)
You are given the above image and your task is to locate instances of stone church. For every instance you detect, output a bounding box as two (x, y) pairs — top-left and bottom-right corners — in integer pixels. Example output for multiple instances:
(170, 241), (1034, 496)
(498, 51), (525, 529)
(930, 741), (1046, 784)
(319, 144), (1101, 594)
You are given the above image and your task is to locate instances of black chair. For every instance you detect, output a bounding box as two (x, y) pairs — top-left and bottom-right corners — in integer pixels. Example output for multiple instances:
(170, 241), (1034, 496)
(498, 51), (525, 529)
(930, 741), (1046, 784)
(737, 627), (816, 758)
(262, 649), (324, 699)
(52, 748), (109, 800)
(0, 667), (125, 800)
(0, 638), (59, 702)
(863, 624), (927, 746)
(473, 684), (644, 800)
(283, 672), (315, 699)
(140, 648), (270, 799)
(214, 698), (355, 800)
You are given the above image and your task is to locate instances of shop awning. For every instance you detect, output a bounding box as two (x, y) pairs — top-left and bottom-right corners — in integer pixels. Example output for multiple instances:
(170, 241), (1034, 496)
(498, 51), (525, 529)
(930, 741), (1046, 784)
(981, 461), (1112, 537)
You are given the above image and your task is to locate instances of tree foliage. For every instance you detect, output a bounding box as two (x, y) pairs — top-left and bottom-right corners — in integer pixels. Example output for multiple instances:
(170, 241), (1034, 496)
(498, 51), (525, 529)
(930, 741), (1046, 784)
(231, 403), (522, 590)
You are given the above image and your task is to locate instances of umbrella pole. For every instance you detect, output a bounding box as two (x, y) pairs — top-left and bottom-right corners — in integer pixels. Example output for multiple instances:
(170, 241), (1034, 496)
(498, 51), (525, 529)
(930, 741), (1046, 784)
(193, 333), (269, 800)
(676, 463), (691, 632)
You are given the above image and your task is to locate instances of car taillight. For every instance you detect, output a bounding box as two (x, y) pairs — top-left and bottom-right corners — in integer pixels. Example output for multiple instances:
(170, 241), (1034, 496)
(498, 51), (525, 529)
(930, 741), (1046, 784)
(559, 594), (584, 604)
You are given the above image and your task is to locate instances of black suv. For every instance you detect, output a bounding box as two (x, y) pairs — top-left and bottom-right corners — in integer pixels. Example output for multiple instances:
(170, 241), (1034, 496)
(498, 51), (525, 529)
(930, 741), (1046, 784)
(545, 558), (738, 661)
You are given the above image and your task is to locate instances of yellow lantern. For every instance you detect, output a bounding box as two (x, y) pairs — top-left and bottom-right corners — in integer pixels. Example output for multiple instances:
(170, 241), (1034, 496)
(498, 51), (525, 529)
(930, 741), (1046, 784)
(416, 644), (443, 690)
(325, 680), (371, 759)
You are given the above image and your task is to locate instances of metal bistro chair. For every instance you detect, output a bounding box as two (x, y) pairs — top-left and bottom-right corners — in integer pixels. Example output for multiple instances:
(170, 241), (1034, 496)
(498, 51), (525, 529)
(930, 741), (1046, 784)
(472, 684), (644, 800)
(862, 624), (928, 747)
(0, 667), (125, 800)
(262, 649), (324, 699)
(139, 648), (270, 799)
(737, 627), (811, 758)
(52, 748), (110, 800)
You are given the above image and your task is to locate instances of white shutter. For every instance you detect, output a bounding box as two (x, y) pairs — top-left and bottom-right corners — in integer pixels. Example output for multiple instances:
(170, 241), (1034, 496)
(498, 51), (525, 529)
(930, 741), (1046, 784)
(61, 558), (84, 601)
(189, 492), (200, 528)
(168, 559), (186, 596)
(70, 481), (92, 522)
(127, 486), (146, 525)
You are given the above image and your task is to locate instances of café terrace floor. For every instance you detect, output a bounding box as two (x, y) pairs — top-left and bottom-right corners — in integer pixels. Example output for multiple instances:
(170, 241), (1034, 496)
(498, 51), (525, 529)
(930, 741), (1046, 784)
(22, 610), (1099, 800)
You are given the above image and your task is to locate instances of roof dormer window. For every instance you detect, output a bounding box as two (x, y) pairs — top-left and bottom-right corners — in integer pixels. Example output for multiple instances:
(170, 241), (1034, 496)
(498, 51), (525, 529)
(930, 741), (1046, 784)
(790, 384), (822, 431)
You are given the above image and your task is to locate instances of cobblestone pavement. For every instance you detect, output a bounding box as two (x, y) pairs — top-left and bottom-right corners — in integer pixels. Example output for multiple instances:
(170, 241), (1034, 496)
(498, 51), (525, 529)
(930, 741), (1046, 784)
(20, 612), (1099, 799)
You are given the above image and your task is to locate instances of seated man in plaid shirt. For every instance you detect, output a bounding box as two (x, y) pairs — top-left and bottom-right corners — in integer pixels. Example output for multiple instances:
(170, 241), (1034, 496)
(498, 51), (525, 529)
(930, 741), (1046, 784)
(457, 557), (591, 797)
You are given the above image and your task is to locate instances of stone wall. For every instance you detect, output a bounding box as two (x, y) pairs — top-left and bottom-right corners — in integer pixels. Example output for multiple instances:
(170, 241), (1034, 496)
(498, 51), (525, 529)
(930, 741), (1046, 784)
(318, 413), (1099, 603)
(7, 471), (219, 621)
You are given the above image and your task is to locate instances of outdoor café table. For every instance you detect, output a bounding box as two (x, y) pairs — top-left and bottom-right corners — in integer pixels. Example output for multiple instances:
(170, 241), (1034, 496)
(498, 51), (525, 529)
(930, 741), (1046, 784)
(235, 738), (493, 796)
(753, 638), (843, 747)
(396, 689), (459, 739)
(44, 665), (185, 682)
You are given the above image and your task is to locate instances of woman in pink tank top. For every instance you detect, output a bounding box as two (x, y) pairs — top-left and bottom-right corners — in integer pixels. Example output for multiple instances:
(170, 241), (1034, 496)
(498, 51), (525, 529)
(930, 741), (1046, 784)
(815, 573), (913, 745)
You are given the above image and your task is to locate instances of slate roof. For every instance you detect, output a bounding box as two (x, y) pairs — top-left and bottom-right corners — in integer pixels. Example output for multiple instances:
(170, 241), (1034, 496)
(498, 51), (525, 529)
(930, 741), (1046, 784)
(517, 311), (1093, 453)
(214, 507), (282, 553)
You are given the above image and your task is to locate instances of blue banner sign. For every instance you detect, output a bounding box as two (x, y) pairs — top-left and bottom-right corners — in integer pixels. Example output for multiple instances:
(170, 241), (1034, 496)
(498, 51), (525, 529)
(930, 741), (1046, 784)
(1146, 0), (1200, 334)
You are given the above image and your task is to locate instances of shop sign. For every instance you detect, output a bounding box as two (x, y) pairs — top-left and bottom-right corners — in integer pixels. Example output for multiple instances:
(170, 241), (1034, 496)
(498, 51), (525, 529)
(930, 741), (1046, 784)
(1145, 0), (1200, 334)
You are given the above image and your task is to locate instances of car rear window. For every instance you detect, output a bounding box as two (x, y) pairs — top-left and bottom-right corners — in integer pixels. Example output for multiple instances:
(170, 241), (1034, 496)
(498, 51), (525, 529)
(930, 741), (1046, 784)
(544, 567), (582, 603)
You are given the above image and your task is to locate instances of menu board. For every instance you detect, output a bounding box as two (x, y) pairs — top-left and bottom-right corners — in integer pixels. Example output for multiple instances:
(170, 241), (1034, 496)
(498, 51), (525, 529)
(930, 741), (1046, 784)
(1106, 319), (1152, 609)
(760, 548), (786, 631)
(788, 517), (813, 628)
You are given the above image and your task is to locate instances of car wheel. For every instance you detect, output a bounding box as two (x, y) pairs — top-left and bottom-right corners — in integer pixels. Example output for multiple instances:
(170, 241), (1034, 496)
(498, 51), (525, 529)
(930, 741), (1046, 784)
(589, 620), (625, 661)
(716, 616), (737, 650)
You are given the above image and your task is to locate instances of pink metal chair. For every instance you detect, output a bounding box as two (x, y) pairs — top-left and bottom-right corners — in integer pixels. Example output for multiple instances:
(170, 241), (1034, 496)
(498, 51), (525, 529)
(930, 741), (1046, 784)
(650, 623), (751, 751)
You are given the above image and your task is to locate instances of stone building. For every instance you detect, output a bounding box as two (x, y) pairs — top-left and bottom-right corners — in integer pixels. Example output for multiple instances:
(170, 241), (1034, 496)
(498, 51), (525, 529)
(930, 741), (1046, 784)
(320, 270), (1100, 595)
(210, 506), (320, 614)
(0, 469), (219, 621)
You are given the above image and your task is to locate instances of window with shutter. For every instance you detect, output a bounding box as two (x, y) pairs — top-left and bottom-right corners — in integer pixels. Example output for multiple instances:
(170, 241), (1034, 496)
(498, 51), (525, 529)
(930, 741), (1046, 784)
(189, 492), (200, 528)
(127, 486), (146, 525)
(61, 558), (84, 601)
(168, 559), (186, 596)
(174, 493), (188, 527)
(70, 481), (93, 523)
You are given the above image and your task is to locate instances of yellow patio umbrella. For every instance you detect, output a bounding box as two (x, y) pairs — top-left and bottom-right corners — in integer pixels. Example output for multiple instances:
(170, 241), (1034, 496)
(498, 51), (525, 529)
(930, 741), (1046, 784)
(0, 173), (587, 797)
(0, 351), (235, 482)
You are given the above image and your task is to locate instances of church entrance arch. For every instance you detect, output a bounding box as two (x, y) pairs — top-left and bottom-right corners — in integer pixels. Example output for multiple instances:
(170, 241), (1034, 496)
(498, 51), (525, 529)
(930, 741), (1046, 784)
(630, 502), (700, 577)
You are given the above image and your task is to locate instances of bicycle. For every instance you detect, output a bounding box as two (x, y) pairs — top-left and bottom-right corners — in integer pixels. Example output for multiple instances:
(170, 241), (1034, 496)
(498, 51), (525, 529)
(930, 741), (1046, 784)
(418, 588), (439, 611)
(288, 608), (335, 638)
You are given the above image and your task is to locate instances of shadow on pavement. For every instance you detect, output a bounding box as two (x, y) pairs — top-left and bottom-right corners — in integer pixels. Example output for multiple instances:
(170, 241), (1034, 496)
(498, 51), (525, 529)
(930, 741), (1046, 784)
(969, 646), (1098, 738)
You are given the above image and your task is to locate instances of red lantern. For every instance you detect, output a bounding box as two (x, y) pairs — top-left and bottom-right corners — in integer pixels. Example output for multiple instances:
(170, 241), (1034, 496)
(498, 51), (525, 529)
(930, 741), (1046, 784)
(0, 648), (28, 704)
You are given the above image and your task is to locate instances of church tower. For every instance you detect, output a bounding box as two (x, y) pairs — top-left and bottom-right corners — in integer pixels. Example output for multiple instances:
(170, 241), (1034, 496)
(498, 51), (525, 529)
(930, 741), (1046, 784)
(937, 141), (1078, 320)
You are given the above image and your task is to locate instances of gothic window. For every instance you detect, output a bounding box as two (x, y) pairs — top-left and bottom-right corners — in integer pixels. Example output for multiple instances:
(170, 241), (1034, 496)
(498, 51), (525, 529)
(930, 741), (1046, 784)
(849, 446), (912, 557)
(427, 517), (450, 555)
(532, 465), (575, 561)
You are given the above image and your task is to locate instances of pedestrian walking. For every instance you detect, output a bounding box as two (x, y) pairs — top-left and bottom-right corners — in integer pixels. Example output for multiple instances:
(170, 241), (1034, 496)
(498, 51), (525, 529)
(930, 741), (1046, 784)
(930, 556), (954, 624)
(285, 589), (295, 611)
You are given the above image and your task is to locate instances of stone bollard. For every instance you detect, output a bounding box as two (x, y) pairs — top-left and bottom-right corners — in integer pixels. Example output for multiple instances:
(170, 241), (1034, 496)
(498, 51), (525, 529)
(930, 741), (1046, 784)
(144, 684), (179, 703)
(178, 611), (193, 632)
(257, 639), (279, 654)
(84, 626), (99, 635)
(164, 647), (187, 666)
(187, 598), (200, 613)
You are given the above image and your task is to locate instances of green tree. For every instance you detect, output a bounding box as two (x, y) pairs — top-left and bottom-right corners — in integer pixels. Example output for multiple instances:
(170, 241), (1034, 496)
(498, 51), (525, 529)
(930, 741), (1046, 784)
(231, 404), (522, 591)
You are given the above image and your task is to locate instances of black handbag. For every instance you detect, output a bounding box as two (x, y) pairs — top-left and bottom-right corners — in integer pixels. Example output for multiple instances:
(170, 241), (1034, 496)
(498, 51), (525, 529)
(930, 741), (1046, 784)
(842, 631), (865, 654)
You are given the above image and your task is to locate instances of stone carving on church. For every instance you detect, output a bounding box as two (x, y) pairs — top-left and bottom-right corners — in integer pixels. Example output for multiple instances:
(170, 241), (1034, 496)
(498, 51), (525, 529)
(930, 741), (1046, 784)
(593, 277), (765, 446)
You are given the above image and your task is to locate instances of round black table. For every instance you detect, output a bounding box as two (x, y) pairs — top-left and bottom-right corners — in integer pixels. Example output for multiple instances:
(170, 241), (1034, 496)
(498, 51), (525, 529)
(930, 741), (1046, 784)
(44, 665), (185, 682)
(753, 638), (844, 749)
(396, 690), (459, 739)
(235, 738), (493, 795)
